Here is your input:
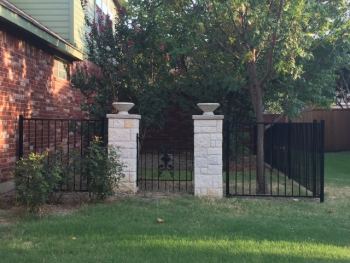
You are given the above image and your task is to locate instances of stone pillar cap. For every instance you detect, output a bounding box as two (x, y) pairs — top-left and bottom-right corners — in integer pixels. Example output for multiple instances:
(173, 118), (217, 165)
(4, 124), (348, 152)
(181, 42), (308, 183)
(107, 114), (141, 119)
(192, 115), (224, 120)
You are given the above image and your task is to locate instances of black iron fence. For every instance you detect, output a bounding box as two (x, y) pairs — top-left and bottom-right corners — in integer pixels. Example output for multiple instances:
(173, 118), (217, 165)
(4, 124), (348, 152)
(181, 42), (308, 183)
(224, 121), (325, 202)
(137, 136), (194, 193)
(18, 115), (107, 192)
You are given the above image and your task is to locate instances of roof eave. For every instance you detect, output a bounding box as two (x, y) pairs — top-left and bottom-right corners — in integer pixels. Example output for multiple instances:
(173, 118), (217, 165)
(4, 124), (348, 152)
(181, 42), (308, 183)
(0, 4), (84, 61)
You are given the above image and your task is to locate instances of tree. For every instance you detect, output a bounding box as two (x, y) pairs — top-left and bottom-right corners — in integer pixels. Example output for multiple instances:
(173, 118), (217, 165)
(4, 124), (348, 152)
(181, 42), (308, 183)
(193, 0), (350, 193)
(72, 4), (133, 118)
(73, 0), (253, 133)
(336, 68), (350, 108)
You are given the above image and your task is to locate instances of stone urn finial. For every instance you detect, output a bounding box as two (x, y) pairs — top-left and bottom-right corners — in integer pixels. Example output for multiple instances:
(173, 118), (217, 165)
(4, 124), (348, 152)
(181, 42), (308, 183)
(112, 102), (135, 115)
(197, 103), (220, 115)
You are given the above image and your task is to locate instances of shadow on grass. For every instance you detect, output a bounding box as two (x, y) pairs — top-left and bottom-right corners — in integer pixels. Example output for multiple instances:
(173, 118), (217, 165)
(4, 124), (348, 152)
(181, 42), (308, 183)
(1, 196), (349, 263)
(1, 232), (350, 263)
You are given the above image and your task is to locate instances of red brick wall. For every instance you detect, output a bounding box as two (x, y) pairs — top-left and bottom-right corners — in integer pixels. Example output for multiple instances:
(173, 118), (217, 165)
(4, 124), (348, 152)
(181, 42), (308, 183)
(0, 29), (85, 182)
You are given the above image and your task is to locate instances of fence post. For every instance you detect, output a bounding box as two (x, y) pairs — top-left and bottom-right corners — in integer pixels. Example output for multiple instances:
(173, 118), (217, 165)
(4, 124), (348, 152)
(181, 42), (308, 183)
(312, 120), (317, 198)
(107, 103), (141, 194)
(225, 121), (230, 196)
(320, 120), (325, 203)
(193, 103), (224, 198)
(287, 120), (292, 179)
(18, 115), (24, 159)
(136, 133), (139, 187)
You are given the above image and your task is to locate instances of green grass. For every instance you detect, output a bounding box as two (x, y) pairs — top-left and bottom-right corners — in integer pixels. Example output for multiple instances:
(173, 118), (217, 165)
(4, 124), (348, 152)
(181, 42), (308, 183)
(325, 151), (350, 186)
(0, 153), (350, 262)
(224, 170), (310, 196)
(139, 169), (193, 181)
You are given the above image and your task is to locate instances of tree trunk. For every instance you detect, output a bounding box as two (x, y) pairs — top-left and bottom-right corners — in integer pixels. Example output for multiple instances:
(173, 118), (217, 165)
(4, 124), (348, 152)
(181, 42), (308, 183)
(248, 56), (266, 194)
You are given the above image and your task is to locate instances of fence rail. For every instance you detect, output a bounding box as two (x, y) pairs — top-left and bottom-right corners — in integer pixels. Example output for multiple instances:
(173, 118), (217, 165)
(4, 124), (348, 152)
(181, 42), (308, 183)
(224, 120), (325, 202)
(18, 115), (107, 192)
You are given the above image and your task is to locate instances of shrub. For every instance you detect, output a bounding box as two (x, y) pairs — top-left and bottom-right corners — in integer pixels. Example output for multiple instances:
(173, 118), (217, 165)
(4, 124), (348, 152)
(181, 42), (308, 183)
(14, 138), (125, 210)
(84, 137), (125, 200)
(15, 152), (62, 212)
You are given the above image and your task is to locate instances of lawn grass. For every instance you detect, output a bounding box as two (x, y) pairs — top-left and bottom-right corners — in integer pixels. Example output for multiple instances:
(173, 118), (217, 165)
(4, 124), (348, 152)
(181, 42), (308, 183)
(0, 152), (349, 262)
(139, 169), (193, 181)
(224, 169), (311, 196)
(325, 151), (350, 186)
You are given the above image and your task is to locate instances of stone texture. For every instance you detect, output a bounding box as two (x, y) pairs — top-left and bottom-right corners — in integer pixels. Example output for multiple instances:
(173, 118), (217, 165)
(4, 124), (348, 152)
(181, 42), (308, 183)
(107, 114), (140, 194)
(193, 115), (224, 198)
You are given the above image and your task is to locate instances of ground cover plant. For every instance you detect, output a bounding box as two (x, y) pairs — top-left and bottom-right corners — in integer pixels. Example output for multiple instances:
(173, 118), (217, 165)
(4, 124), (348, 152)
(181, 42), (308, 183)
(0, 152), (349, 262)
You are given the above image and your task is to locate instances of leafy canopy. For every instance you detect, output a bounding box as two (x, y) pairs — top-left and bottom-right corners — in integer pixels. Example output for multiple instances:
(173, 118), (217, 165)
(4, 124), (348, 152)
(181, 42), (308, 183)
(72, 0), (350, 126)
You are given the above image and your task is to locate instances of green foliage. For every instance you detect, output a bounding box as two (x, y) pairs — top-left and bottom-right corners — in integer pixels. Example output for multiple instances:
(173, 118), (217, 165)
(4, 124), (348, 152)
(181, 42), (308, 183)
(73, 0), (350, 128)
(15, 152), (62, 212)
(197, 0), (350, 116)
(72, 0), (253, 132)
(336, 67), (350, 107)
(84, 137), (125, 200)
(71, 7), (134, 119)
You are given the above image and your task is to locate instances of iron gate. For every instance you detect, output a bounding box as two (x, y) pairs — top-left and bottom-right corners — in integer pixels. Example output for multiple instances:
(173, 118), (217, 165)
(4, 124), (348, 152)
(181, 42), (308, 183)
(224, 120), (325, 202)
(137, 135), (194, 193)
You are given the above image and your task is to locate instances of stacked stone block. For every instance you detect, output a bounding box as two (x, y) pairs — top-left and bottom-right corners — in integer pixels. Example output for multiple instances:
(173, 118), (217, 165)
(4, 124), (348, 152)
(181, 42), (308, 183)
(107, 114), (140, 194)
(193, 115), (224, 197)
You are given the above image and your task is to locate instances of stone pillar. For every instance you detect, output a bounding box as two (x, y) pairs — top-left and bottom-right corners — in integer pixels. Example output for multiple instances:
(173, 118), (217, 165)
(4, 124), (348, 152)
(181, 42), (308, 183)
(193, 103), (224, 198)
(107, 103), (140, 194)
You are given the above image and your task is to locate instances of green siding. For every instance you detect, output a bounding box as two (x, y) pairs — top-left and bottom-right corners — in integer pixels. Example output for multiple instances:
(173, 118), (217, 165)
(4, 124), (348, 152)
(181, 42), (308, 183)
(72, 0), (87, 51)
(10, 0), (71, 42)
(10, 0), (117, 53)
(0, 4), (83, 60)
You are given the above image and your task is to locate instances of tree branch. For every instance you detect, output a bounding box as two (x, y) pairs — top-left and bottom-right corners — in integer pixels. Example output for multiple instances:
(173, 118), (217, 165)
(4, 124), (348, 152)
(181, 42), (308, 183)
(264, 113), (286, 130)
(215, 40), (239, 59)
(259, 0), (285, 86)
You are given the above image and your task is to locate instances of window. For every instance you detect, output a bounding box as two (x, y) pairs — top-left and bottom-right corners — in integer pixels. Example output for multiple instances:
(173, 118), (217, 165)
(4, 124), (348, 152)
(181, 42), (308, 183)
(54, 58), (70, 80)
(95, 0), (115, 20)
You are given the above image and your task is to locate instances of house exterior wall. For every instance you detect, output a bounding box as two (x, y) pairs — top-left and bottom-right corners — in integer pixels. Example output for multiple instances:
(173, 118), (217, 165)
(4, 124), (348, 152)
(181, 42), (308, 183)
(10, 0), (71, 41)
(72, 0), (119, 51)
(0, 29), (85, 183)
(73, 0), (87, 51)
